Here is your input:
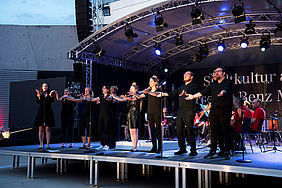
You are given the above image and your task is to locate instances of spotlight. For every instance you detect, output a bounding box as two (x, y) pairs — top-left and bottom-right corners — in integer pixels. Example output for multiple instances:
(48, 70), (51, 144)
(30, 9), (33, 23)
(103, 4), (111, 16)
(240, 36), (249, 48)
(195, 43), (209, 62)
(191, 4), (205, 25)
(245, 20), (256, 34)
(162, 59), (170, 73)
(154, 43), (162, 56)
(92, 43), (105, 56)
(199, 43), (209, 58)
(154, 11), (168, 32)
(232, 0), (246, 24)
(274, 20), (282, 37)
(260, 33), (271, 52)
(217, 40), (225, 52)
(124, 24), (138, 42)
(175, 34), (184, 46)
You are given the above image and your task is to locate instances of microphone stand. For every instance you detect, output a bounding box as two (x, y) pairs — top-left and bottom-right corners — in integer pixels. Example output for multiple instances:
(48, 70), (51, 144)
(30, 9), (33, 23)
(156, 83), (168, 159)
(236, 106), (251, 163)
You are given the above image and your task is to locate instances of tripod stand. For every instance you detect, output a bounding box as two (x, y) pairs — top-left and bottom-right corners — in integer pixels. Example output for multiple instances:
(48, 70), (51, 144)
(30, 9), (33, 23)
(264, 118), (281, 153)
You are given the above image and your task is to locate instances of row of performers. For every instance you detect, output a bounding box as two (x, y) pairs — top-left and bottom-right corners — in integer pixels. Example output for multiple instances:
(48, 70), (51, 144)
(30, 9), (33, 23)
(34, 66), (265, 160)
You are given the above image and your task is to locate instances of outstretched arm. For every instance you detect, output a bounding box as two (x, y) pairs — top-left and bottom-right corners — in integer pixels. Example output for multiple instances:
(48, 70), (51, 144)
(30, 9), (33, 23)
(185, 92), (202, 100)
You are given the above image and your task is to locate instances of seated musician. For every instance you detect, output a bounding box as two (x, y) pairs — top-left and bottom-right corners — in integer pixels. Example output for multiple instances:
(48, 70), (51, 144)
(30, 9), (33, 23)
(250, 99), (266, 133)
(230, 97), (252, 151)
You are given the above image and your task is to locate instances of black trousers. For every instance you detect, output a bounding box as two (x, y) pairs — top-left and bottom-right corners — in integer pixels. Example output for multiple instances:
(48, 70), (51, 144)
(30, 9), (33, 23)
(148, 112), (162, 151)
(109, 116), (118, 148)
(99, 114), (112, 146)
(62, 127), (74, 143)
(176, 108), (196, 152)
(209, 107), (232, 153)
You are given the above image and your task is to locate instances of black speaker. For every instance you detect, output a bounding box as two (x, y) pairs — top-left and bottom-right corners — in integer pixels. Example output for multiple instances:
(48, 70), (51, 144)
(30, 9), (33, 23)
(75, 0), (93, 42)
(73, 63), (84, 82)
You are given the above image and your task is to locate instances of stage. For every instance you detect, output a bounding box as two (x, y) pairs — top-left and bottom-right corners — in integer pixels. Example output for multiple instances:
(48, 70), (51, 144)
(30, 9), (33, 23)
(0, 141), (281, 188)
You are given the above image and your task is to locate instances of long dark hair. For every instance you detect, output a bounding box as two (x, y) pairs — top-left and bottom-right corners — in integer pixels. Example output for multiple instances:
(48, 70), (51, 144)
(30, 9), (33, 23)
(40, 82), (50, 94)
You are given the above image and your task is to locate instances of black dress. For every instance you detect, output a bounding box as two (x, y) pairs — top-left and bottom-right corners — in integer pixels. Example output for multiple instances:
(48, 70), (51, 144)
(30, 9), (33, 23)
(127, 98), (141, 129)
(80, 99), (92, 137)
(61, 99), (75, 143)
(34, 93), (55, 127)
(61, 99), (74, 128)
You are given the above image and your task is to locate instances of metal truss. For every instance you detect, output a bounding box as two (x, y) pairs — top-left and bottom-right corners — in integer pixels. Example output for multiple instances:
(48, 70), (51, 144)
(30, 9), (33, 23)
(85, 59), (93, 88)
(69, 0), (223, 58)
(92, 0), (104, 32)
(168, 34), (282, 73)
(123, 13), (282, 60)
(147, 26), (279, 70)
(77, 52), (153, 73)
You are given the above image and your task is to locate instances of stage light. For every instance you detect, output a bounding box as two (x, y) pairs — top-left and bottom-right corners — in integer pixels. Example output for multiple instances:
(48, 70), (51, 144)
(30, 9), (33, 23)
(124, 24), (138, 42)
(194, 43), (209, 62)
(191, 4), (205, 25)
(162, 59), (170, 74)
(245, 20), (256, 34)
(154, 43), (162, 56)
(217, 41), (225, 52)
(103, 4), (111, 16)
(240, 36), (249, 48)
(154, 11), (168, 32)
(274, 20), (282, 37)
(260, 33), (271, 52)
(92, 43), (105, 56)
(199, 43), (209, 57)
(175, 34), (183, 46)
(232, 0), (246, 24)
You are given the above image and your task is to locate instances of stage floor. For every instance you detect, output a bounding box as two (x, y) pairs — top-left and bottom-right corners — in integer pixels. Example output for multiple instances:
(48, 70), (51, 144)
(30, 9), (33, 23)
(0, 141), (282, 178)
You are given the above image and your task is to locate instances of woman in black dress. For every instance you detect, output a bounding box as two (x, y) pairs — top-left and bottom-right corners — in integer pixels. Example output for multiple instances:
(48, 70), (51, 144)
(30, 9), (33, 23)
(56, 88), (77, 148)
(78, 87), (99, 149)
(112, 85), (141, 152)
(35, 83), (56, 149)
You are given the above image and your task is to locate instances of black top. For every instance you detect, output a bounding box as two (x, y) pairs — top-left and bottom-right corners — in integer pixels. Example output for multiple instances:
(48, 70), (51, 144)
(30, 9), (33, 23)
(99, 94), (113, 117)
(169, 82), (198, 109)
(146, 88), (161, 114)
(34, 93), (55, 127)
(61, 98), (74, 118)
(200, 78), (233, 108)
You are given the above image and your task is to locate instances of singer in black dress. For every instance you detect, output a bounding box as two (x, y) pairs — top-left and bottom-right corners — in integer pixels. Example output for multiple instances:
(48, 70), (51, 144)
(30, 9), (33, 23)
(56, 89), (77, 148)
(78, 87), (99, 149)
(112, 85), (141, 152)
(34, 83), (55, 149)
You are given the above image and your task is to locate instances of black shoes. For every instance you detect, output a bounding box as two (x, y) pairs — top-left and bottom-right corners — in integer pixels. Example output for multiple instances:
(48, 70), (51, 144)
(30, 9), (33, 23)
(174, 150), (187, 155)
(217, 150), (225, 157)
(189, 151), (198, 156)
(204, 152), (216, 159)
(148, 148), (157, 153)
(224, 152), (231, 160)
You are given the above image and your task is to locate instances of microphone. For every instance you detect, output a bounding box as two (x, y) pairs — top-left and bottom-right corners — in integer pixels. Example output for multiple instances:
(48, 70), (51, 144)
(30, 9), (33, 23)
(159, 80), (167, 86)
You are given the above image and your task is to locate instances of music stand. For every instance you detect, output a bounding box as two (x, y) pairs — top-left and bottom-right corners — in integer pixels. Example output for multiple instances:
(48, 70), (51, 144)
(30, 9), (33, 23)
(155, 81), (168, 159)
(236, 109), (251, 163)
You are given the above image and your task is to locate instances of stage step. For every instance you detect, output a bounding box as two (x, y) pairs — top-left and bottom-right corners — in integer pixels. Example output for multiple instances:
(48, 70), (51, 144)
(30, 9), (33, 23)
(115, 140), (179, 151)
